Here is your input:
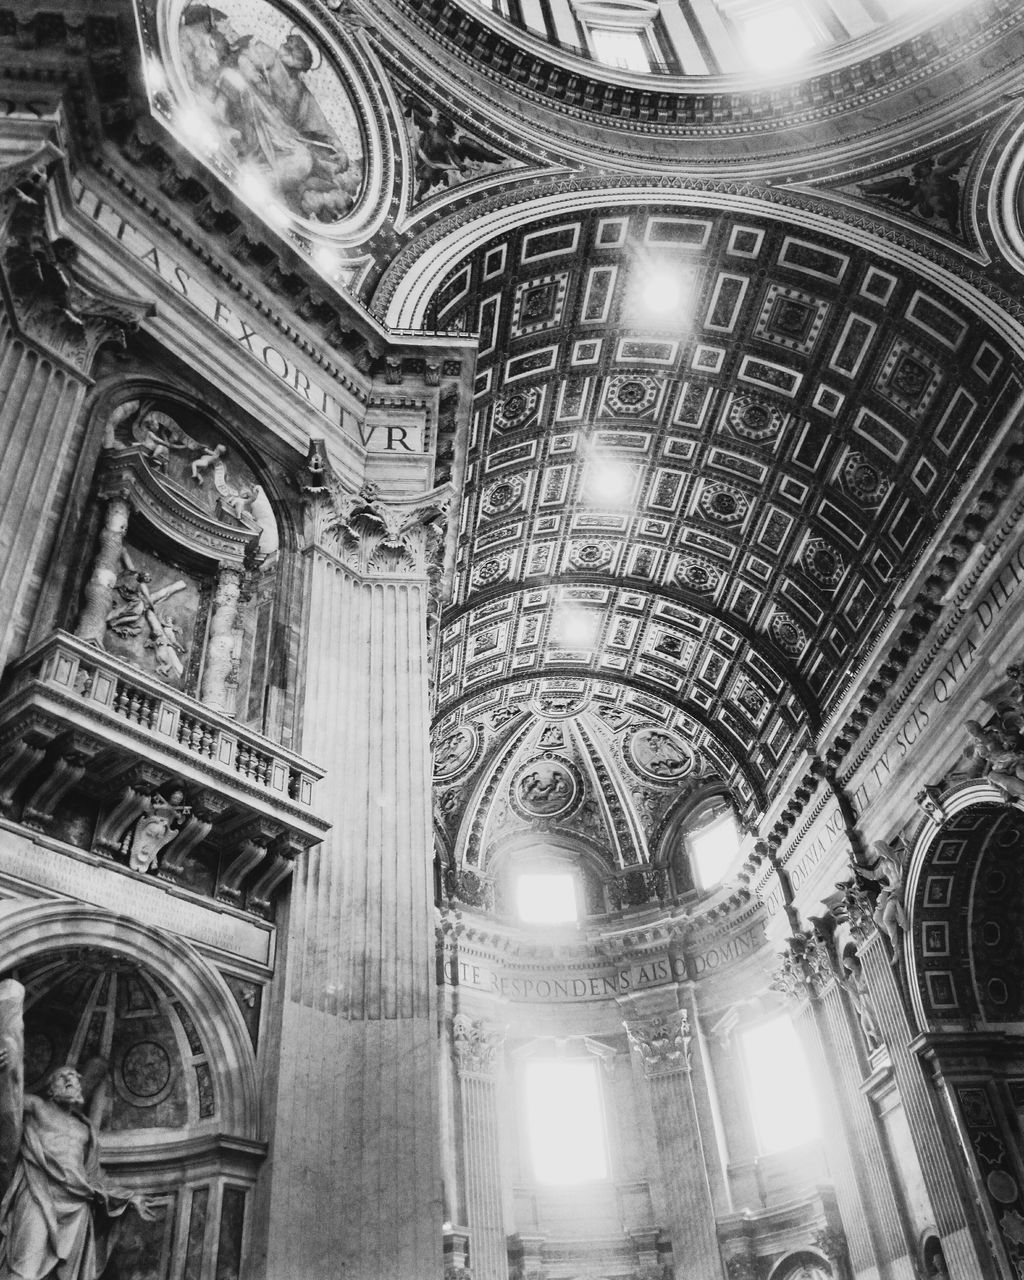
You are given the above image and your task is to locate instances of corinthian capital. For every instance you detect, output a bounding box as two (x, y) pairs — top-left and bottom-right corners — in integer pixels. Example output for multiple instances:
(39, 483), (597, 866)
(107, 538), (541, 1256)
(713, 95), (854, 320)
(452, 1013), (505, 1077)
(625, 1009), (691, 1077)
(299, 441), (450, 577)
(2, 150), (153, 371)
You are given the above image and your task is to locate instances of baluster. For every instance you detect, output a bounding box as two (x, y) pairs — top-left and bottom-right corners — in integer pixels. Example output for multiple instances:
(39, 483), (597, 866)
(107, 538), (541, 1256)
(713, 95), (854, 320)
(113, 682), (129, 717)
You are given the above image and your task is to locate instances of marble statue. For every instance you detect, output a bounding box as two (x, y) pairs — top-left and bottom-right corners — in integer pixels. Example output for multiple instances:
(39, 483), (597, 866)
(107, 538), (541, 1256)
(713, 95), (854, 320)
(962, 720), (1024, 801)
(0, 981), (156, 1280)
(839, 951), (882, 1052)
(860, 841), (908, 962)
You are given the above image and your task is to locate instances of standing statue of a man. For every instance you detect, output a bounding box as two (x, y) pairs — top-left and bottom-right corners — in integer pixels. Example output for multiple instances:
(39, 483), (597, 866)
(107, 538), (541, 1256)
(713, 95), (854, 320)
(0, 981), (155, 1280)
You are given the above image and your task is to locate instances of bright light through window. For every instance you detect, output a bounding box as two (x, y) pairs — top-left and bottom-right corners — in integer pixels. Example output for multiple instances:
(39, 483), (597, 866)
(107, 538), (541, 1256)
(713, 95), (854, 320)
(741, 1015), (820, 1154)
(590, 27), (650, 73)
(690, 811), (740, 888)
(517, 871), (578, 924)
(525, 1059), (608, 1183)
(742, 7), (815, 71)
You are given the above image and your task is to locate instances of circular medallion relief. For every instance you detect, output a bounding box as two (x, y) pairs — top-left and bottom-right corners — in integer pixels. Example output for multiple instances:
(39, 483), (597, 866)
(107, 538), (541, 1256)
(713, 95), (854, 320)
(434, 724), (480, 780)
(625, 727), (695, 782)
(117, 1040), (174, 1106)
(510, 757), (582, 819)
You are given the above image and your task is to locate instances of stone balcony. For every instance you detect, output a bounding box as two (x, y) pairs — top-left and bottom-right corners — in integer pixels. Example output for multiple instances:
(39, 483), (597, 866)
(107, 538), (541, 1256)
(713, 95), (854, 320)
(0, 631), (330, 914)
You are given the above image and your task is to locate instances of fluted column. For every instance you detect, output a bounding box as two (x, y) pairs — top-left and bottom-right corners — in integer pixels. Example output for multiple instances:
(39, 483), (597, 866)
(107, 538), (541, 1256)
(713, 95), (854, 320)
(775, 934), (915, 1280)
(0, 314), (91, 668)
(200, 564), (242, 713)
(857, 931), (991, 1279)
(256, 476), (448, 1280)
(625, 1009), (724, 1280)
(816, 980), (916, 1280)
(452, 1014), (508, 1280)
(0, 152), (149, 672)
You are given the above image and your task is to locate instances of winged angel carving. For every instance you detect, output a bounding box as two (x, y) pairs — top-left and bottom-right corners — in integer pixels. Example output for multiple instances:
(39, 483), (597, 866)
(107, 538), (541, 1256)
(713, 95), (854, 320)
(0, 980), (157, 1280)
(402, 94), (506, 201)
(858, 141), (974, 234)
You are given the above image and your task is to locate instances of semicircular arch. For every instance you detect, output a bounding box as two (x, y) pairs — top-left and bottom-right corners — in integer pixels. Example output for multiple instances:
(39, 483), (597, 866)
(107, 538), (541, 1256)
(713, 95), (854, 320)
(0, 899), (259, 1140)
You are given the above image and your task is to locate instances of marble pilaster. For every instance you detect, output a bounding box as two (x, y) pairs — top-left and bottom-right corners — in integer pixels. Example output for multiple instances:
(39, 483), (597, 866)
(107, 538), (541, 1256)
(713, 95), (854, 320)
(776, 933), (916, 1280)
(452, 1014), (508, 1280)
(254, 476), (448, 1280)
(858, 931), (991, 1280)
(625, 1008), (725, 1280)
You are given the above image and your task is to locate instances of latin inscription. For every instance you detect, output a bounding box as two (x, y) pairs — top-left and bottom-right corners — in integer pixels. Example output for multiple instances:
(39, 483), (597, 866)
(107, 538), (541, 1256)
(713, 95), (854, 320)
(442, 921), (765, 999)
(851, 539), (1024, 816)
(72, 182), (422, 452)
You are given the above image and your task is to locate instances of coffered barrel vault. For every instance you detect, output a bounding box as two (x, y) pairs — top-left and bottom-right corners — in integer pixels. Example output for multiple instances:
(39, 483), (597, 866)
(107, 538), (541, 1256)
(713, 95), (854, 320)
(2, 1), (1024, 1279)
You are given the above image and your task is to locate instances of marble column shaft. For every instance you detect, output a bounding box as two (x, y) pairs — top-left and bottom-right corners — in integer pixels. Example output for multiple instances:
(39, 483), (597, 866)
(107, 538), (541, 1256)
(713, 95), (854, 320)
(200, 564), (242, 713)
(457, 1063), (508, 1280)
(0, 315), (90, 669)
(257, 543), (441, 1280)
(74, 496), (131, 644)
(796, 989), (916, 1280)
(859, 933), (991, 1280)
(628, 1014), (723, 1280)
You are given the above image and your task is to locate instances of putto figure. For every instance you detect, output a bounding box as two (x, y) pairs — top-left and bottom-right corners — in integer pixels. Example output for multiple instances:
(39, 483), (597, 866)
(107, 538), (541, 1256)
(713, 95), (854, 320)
(0, 981), (156, 1280)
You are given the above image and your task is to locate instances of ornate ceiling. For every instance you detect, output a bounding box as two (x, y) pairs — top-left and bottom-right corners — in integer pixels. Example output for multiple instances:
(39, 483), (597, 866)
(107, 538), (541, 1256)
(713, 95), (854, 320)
(428, 201), (1020, 852)
(6, 0), (1023, 906)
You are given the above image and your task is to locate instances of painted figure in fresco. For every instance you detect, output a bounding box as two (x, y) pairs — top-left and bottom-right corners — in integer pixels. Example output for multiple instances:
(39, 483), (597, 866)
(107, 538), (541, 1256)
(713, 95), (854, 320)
(858, 141), (973, 234)
(179, 7), (361, 221)
(0, 1048), (156, 1280)
(124, 788), (190, 873)
(401, 93), (504, 201)
(859, 841), (908, 962)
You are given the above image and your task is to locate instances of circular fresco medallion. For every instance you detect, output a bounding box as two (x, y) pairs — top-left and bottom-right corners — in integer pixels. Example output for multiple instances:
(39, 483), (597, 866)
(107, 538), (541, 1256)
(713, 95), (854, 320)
(162, 0), (370, 231)
(625, 727), (695, 782)
(510, 757), (582, 820)
(434, 724), (480, 780)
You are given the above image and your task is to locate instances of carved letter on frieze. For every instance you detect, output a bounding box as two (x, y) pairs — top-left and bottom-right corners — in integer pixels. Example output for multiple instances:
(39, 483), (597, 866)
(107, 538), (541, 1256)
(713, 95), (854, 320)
(452, 1013), (505, 1078)
(624, 1010), (691, 1077)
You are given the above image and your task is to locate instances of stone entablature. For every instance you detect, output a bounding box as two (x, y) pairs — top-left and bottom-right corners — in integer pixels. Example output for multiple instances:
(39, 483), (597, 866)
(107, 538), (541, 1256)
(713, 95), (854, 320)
(437, 902), (769, 1006)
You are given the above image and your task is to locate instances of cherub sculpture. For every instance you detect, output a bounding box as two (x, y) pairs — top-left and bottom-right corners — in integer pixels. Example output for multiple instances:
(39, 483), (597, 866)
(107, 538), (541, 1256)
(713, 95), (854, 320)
(0, 980), (157, 1280)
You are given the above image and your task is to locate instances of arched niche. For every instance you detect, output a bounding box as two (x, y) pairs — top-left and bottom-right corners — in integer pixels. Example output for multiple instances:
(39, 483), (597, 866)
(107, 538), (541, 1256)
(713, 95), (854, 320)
(0, 899), (259, 1141)
(68, 386), (287, 729)
(906, 800), (1024, 1032)
(766, 1253), (831, 1280)
(904, 799), (1024, 1279)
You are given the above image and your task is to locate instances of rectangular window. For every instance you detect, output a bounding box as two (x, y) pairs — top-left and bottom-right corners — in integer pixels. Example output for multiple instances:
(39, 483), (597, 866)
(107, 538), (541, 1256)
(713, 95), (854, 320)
(589, 27), (651, 73)
(524, 1059), (608, 1183)
(740, 1015), (820, 1153)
